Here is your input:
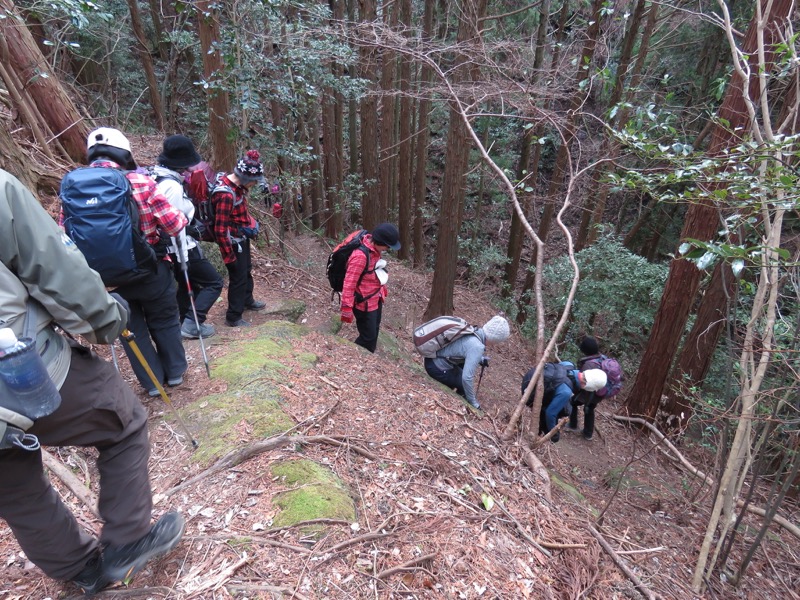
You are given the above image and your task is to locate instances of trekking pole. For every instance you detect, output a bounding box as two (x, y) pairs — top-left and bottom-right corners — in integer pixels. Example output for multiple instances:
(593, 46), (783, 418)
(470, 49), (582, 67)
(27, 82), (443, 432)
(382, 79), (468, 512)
(474, 361), (487, 404)
(120, 329), (199, 449)
(176, 235), (211, 378)
(110, 343), (120, 371)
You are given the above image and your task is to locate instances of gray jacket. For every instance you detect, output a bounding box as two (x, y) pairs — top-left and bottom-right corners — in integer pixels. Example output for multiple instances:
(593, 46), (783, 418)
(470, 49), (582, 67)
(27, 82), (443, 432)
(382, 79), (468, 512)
(0, 169), (127, 389)
(432, 329), (487, 404)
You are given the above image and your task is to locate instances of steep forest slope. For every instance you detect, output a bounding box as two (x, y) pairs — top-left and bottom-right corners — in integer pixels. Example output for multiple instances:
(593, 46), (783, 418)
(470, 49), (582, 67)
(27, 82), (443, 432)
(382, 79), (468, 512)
(1, 227), (797, 600)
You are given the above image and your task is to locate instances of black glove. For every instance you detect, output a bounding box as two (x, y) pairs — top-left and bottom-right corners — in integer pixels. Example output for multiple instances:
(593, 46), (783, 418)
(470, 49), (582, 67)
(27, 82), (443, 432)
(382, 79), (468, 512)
(110, 292), (129, 328)
(480, 356), (490, 368)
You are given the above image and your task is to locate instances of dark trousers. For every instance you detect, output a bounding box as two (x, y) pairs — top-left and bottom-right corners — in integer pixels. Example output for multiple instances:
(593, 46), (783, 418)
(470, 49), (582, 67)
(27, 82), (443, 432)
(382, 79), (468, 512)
(424, 358), (465, 396)
(225, 238), (255, 323)
(570, 391), (598, 436)
(0, 344), (152, 580)
(116, 260), (187, 391)
(173, 245), (223, 325)
(353, 302), (382, 353)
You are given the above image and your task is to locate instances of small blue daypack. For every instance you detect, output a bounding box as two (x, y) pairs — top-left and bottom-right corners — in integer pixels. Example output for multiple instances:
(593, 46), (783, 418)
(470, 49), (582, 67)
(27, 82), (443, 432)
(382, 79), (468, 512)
(60, 166), (157, 287)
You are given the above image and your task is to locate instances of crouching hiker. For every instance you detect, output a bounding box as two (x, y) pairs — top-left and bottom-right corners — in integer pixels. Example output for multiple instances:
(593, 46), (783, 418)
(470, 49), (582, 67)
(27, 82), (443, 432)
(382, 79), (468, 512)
(0, 169), (184, 595)
(420, 315), (510, 410)
(567, 335), (624, 440)
(521, 361), (607, 442)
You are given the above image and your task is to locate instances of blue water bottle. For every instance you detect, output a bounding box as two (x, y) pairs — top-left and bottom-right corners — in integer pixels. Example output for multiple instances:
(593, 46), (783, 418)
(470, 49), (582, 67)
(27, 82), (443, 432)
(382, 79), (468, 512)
(0, 328), (62, 420)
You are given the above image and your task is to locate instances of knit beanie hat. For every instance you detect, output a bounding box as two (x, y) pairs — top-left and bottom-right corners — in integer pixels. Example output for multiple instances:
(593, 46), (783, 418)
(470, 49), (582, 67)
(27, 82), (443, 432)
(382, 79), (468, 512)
(482, 315), (510, 343)
(579, 335), (600, 356)
(234, 149), (265, 184)
(158, 135), (201, 170)
(372, 223), (401, 251)
(582, 369), (608, 392)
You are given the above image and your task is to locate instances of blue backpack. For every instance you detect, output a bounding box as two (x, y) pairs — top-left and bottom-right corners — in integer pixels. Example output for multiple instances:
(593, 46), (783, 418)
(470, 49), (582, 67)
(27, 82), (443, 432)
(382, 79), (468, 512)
(60, 167), (158, 287)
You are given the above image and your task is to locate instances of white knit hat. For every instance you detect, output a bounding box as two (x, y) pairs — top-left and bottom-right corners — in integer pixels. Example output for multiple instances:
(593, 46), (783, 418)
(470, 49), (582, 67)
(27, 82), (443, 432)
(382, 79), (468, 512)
(582, 369), (608, 392)
(482, 315), (510, 343)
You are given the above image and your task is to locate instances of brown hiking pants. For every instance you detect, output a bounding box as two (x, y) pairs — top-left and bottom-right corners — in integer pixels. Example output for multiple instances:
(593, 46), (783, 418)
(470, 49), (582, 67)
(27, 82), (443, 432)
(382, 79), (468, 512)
(0, 343), (153, 580)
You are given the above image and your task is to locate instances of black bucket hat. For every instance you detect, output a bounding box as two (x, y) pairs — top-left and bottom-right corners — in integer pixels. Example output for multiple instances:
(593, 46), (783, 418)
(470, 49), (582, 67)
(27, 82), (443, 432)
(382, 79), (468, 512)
(157, 135), (201, 170)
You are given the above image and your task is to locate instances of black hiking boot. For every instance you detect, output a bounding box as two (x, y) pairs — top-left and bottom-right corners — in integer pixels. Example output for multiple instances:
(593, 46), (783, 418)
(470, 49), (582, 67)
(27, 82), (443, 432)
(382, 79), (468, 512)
(102, 512), (185, 583)
(71, 551), (112, 595)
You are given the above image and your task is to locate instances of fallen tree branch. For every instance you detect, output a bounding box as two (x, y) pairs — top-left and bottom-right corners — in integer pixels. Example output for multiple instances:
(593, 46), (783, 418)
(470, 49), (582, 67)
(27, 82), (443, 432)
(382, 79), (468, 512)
(160, 434), (382, 498)
(588, 525), (658, 600)
(613, 415), (800, 541)
(375, 552), (437, 580)
(43, 450), (100, 518)
(522, 449), (551, 502)
(531, 417), (569, 448)
(186, 555), (250, 594)
(226, 584), (310, 600)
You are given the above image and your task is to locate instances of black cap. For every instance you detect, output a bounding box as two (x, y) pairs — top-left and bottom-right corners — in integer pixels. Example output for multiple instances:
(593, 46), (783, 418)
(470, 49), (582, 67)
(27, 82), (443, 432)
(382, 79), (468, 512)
(579, 335), (599, 355)
(372, 223), (400, 251)
(157, 135), (201, 170)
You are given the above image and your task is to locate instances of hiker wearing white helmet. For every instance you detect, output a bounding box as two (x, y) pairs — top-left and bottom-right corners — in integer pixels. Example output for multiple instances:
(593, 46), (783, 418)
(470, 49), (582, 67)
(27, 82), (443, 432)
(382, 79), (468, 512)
(521, 361), (607, 443)
(424, 315), (511, 410)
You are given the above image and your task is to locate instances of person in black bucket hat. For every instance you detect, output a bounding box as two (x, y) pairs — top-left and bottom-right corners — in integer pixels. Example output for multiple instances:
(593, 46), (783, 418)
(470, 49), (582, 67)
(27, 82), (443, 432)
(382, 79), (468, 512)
(340, 222), (400, 353)
(157, 135), (202, 171)
(152, 135), (223, 341)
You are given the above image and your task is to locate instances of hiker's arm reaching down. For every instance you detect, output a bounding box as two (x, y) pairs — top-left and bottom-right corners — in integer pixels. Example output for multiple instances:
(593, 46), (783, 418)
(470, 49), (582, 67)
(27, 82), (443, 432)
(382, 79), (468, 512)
(0, 170), (126, 344)
(460, 339), (485, 406)
(340, 249), (368, 319)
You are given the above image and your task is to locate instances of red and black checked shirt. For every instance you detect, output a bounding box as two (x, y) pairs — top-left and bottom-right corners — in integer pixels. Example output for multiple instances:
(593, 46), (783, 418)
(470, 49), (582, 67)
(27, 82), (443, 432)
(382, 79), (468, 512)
(212, 174), (254, 264)
(341, 235), (386, 312)
(59, 160), (187, 247)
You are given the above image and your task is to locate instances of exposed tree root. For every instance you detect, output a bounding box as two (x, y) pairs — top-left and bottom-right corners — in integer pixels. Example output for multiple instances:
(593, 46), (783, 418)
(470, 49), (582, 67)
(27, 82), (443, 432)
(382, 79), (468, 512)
(588, 525), (659, 600)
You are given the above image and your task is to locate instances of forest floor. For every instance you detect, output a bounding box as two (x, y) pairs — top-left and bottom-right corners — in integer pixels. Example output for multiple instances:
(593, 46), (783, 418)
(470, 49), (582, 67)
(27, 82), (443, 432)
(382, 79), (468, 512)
(1, 216), (799, 599)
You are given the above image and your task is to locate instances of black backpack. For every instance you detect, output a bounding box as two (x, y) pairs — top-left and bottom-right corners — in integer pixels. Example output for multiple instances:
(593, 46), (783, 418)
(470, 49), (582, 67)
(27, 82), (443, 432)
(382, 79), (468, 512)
(60, 167), (157, 287)
(326, 230), (370, 295)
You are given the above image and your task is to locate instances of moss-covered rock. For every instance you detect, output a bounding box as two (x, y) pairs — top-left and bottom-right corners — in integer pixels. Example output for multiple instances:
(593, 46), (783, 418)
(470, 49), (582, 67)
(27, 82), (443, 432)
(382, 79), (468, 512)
(271, 459), (356, 535)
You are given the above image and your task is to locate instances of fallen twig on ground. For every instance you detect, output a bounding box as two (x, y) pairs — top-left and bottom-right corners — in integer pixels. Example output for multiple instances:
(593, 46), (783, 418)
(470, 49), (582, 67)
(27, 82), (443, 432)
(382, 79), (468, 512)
(375, 552), (437, 580)
(43, 449), (99, 518)
(588, 525), (658, 600)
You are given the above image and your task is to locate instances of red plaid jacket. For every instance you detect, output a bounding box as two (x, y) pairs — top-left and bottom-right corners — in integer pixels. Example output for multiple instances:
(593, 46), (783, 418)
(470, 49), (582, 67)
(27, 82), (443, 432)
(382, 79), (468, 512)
(211, 174), (254, 264)
(341, 235), (386, 312)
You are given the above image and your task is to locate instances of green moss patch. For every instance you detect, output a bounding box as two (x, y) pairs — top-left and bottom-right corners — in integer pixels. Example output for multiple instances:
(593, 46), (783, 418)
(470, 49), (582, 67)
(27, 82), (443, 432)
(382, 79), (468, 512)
(271, 459), (356, 534)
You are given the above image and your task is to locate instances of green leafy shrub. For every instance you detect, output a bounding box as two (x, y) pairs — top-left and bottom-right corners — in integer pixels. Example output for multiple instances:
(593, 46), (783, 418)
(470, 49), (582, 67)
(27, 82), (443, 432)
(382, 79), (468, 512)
(533, 235), (668, 358)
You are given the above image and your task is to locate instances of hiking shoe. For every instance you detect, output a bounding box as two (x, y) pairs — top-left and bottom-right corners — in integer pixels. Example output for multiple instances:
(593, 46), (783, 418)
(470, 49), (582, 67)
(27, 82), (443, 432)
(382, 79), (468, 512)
(72, 552), (112, 595)
(467, 398), (481, 410)
(147, 388), (160, 398)
(564, 425), (580, 433)
(166, 376), (183, 387)
(583, 432), (594, 440)
(102, 512), (185, 583)
(244, 300), (266, 311)
(181, 319), (216, 339)
(225, 318), (251, 327)
(550, 432), (561, 443)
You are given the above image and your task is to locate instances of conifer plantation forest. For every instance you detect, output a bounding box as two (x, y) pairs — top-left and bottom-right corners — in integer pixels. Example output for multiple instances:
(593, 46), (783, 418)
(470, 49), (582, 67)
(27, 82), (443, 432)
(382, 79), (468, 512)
(0, 0), (798, 598)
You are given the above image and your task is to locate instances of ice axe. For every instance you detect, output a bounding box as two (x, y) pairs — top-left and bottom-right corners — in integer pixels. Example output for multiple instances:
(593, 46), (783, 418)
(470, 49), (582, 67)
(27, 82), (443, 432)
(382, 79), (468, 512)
(175, 235), (211, 377)
(121, 328), (199, 449)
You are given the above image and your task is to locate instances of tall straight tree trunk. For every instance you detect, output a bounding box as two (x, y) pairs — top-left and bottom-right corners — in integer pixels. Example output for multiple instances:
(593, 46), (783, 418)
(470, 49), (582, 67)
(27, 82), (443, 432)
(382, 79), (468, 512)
(412, 0), (435, 268)
(126, 0), (165, 130)
(575, 0), (651, 250)
(502, 0), (551, 298)
(322, 0), (346, 238)
(347, 0), (359, 178)
(359, 0), (380, 230)
(0, 0), (88, 162)
(627, 0), (792, 426)
(377, 0), (398, 223)
(396, 0), (413, 260)
(196, 1), (235, 170)
(424, 0), (488, 319)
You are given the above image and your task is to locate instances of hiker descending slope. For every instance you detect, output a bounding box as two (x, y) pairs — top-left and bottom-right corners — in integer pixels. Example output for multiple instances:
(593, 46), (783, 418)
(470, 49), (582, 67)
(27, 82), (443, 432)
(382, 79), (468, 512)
(60, 128), (189, 397)
(152, 135), (223, 339)
(337, 223), (400, 353)
(567, 335), (624, 440)
(421, 315), (511, 410)
(521, 360), (607, 442)
(0, 169), (184, 595)
(211, 150), (266, 327)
